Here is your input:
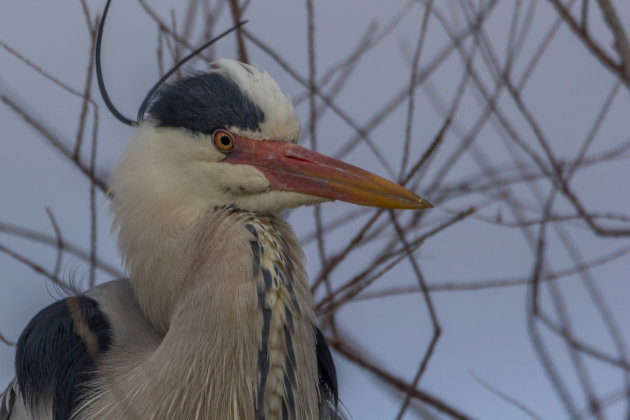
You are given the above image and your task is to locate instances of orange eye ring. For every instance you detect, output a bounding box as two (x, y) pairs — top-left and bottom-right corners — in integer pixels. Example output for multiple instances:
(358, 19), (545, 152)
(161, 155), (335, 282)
(212, 130), (235, 152)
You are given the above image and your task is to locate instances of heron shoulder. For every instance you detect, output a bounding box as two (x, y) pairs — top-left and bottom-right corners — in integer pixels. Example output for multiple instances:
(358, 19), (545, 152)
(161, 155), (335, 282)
(85, 279), (162, 354)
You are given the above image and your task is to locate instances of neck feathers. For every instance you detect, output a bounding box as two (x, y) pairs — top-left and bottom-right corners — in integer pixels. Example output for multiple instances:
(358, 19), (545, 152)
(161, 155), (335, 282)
(242, 211), (319, 419)
(88, 206), (319, 419)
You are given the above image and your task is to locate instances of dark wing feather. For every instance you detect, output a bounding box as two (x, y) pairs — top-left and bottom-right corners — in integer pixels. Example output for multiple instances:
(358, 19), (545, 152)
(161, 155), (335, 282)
(15, 296), (112, 420)
(0, 379), (17, 420)
(313, 326), (343, 419)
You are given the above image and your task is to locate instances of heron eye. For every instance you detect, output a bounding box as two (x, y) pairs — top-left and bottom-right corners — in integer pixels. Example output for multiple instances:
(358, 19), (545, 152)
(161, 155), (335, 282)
(212, 130), (235, 152)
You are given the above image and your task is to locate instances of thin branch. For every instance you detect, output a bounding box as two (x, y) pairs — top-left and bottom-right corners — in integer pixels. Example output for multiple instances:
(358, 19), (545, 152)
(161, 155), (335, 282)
(547, 0), (630, 87)
(400, 1), (433, 179)
(0, 243), (77, 296)
(471, 372), (544, 420)
(0, 92), (108, 194)
(333, 340), (471, 420)
(390, 209), (441, 420)
(353, 245), (630, 297)
(594, 0), (630, 82)
(44, 207), (64, 280)
(228, 0), (248, 63)
(0, 222), (123, 277)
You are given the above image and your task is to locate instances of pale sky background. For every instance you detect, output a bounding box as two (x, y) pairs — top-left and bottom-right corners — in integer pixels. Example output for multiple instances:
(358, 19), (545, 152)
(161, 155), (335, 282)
(1, 1), (630, 419)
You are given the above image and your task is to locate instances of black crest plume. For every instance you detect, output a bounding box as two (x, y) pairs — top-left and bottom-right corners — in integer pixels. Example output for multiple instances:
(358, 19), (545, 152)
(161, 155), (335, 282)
(95, 0), (247, 126)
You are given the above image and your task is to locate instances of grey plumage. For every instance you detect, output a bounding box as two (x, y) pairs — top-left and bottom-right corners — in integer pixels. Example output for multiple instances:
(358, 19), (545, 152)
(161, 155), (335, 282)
(2, 207), (341, 419)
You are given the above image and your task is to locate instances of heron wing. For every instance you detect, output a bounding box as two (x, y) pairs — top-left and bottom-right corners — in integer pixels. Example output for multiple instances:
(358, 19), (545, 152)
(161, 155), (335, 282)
(315, 326), (349, 419)
(0, 379), (15, 420)
(14, 295), (113, 420)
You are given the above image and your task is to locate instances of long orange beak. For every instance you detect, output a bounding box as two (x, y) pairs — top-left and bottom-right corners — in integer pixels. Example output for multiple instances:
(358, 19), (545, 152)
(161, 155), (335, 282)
(224, 135), (431, 210)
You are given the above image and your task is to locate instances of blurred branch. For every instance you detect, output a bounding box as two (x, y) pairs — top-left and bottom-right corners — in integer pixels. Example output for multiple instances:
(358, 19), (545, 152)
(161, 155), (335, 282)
(547, 0), (630, 88)
(228, 0), (248, 63)
(471, 372), (544, 420)
(44, 207), (64, 280)
(0, 243), (78, 296)
(316, 206), (476, 315)
(333, 339), (471, 420)
(0, 222), (123, 278)
(354, 244), (630, 297)
(389, 207), (441, 420)
(595, 0), (630, 82)
(399, 1), (433, 180)
(0, 92), (108, 194)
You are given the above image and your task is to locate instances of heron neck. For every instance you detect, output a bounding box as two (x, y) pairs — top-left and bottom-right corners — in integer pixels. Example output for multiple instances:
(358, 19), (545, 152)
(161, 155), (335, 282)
(113, 206), (320, 418)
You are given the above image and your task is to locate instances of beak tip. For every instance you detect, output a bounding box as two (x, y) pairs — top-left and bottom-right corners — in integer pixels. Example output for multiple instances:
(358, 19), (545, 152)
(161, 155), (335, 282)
(418, 198), (433, 209)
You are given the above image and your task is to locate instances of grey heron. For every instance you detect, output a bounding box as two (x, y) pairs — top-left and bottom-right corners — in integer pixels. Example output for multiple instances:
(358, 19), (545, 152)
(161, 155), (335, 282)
(1, 2), (431, 419)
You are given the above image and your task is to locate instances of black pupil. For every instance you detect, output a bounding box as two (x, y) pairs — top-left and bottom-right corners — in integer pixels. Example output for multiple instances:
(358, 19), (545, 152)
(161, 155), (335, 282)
(220, 135), (231, 146)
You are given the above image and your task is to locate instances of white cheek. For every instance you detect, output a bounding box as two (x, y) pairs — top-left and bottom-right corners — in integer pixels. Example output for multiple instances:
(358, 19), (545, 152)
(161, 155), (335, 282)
(215, 164), (270, 195)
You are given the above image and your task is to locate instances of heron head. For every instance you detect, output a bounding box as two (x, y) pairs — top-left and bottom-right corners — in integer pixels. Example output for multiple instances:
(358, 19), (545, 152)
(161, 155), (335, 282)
(110, 59), (431, 215)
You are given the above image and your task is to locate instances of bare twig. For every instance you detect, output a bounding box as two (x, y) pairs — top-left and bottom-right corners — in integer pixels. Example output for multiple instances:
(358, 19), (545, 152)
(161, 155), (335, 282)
(0, 222), (123, 277)
(228, 0), (248, 63)
(44, 207), (64, 280)
(0, 243), (77, 296)
(399, 1), (433, 180)
(0, 92), (108, 194)
(389, 209), (441, 419)
(471, 372), (544, 420)
(333, 340), (471, 420)
(548, 0), (630, 87)
(594, 0), (630, 82)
